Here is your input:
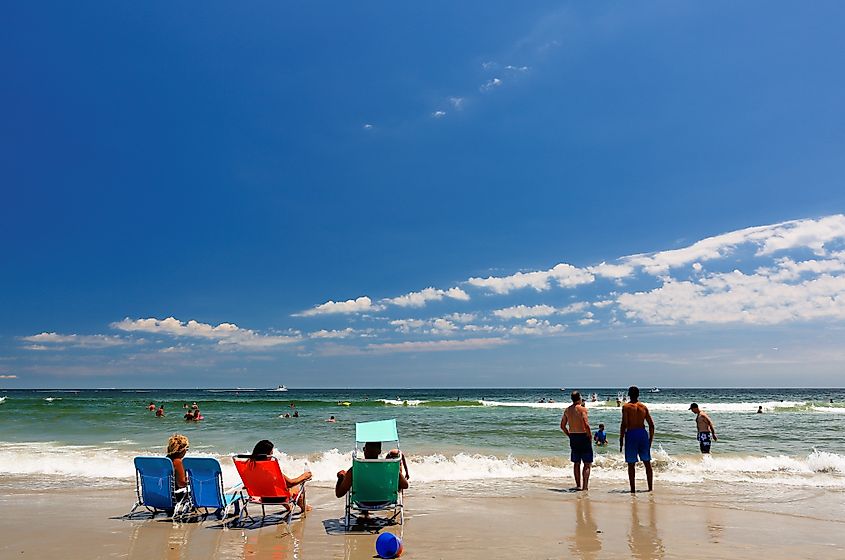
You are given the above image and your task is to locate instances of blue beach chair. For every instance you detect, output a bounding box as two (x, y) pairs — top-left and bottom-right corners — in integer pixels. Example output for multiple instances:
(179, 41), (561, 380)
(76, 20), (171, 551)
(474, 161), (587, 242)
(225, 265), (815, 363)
(182, 457), (244, 521)
(127, 457), (189, 518)
(345, 419), (405, 527)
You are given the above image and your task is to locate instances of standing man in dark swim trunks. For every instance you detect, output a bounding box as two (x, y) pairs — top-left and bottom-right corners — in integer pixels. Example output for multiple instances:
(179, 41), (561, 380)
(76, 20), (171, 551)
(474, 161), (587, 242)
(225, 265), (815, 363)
(561, 390), (593, 491)
(620, 386), (655, 493)
(689, 403), (717, 454)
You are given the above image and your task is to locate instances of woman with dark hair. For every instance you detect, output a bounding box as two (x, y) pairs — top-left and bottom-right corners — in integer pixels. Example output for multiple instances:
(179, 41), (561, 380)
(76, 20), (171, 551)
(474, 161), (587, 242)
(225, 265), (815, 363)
(248, 440), (312, 513)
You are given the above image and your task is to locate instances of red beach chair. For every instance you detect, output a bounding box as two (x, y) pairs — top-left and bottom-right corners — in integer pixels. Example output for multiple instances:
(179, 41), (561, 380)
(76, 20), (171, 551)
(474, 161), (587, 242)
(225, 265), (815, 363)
(232, 455), (305, 526)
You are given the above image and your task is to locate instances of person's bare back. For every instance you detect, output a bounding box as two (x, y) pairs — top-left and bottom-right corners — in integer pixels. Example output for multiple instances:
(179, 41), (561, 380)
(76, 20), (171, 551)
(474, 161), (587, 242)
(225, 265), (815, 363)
(622, 401), (649, 430)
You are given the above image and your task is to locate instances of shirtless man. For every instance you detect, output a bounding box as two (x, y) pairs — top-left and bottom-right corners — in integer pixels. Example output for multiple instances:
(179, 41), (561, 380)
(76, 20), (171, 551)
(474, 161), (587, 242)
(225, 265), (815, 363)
(561, 391), (593, 490)
(689, 403), (717, 454)
(620, 386), (655, 493)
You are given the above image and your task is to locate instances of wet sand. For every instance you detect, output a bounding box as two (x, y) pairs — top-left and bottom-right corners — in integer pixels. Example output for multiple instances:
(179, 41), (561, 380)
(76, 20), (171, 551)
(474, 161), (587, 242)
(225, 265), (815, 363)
(2, 480), (844, 559)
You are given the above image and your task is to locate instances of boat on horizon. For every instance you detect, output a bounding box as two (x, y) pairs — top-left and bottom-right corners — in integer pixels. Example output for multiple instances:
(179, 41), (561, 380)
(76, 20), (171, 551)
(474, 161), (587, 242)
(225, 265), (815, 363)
(649, 387), (661, 393)
(272, 385), (289, 392)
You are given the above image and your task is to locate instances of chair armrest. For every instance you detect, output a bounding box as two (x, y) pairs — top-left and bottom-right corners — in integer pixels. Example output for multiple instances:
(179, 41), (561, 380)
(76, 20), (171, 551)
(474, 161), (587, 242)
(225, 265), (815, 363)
(224, 482), (244, 494)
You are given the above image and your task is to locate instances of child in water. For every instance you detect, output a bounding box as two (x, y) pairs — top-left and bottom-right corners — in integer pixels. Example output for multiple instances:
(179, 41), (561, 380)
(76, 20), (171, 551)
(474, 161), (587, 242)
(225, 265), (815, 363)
(594, 423), (608, 446)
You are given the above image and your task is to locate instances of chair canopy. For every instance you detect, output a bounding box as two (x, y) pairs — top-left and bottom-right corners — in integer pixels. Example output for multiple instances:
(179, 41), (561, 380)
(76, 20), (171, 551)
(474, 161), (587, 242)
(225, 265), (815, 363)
(232, 456), (292, 500)
(133, 457), (175, 511)
(355, 419), (399, 444)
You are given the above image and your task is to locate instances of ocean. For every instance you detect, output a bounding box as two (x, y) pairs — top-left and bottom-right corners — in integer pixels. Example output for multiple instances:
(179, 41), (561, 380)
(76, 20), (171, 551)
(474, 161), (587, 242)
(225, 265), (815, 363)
(2, 388), (844, 494)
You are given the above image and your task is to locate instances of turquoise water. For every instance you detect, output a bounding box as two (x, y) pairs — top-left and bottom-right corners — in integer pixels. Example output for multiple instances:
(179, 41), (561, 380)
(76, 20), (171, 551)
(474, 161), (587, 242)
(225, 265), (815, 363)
(2, 388), (844, 490)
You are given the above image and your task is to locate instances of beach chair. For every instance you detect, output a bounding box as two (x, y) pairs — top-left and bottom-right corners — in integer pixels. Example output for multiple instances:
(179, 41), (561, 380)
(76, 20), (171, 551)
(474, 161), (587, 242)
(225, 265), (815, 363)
(127, 457), (189, 518)
(182, 457), (244, 521)
(345, 419), (404, 527)
(232, 455), (306, 526)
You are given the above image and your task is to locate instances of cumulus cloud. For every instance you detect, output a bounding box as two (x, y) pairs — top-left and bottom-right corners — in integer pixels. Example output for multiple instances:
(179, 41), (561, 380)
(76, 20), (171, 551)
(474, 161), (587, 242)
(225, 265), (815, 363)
(622, 215), (845, 276)
(0, 374), (18, 379)
(297, 296), (384, 316)
(363, 124), (374, 130)
(20, 332), (131, 348)
(432, 110), (446, 118)
(309, 328), (357, 339)
(588, 262), (635, 279)
(468, 263), (594, 294)
(390, 318), (457, 335)
(493, 304), (558, 320)
(111, 317), (299, 348)
(617, 259), (845, 326)
(509, 318), (565, 336)
(504, 65), (530, 72)
(444, 312), (477, 323)
(383, 287), (469, 308)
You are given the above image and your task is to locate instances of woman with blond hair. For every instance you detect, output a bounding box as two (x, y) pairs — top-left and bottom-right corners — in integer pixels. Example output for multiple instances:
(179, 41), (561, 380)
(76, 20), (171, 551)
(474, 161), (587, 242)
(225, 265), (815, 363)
(166, 434), (189, 489)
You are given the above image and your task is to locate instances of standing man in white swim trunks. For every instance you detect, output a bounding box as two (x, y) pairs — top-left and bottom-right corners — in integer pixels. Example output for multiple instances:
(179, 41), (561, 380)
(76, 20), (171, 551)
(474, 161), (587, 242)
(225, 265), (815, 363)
(689, 403), (717, 454)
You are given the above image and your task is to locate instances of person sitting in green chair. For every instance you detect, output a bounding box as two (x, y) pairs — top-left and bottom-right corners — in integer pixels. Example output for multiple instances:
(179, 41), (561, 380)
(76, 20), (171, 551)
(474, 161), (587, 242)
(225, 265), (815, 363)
(335, 441), (409, 498)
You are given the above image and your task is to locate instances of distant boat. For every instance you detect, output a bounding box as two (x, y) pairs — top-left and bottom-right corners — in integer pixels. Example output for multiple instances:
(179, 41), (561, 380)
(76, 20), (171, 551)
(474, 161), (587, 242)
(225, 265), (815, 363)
(649, 387), (660, 393)
(272, 385), (289, 392)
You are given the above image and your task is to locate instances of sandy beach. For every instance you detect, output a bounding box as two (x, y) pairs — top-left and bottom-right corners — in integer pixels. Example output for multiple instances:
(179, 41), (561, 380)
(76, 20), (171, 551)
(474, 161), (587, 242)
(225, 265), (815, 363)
(3, 477), (844, 560)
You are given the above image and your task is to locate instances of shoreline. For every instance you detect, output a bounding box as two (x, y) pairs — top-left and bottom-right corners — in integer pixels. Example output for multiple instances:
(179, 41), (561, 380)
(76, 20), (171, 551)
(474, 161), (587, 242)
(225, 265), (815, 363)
(3, 479), (845, 559)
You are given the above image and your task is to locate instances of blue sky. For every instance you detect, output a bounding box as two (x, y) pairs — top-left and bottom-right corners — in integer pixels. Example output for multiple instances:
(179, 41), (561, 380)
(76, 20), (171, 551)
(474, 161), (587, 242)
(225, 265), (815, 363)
(3, 2), (845, 388)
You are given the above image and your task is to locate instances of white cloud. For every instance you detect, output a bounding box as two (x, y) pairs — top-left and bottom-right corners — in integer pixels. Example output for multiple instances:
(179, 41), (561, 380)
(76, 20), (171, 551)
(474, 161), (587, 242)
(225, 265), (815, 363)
(505, 65), (530, 72)
(111, 317), (299, 348)
(493, 304), (558, 320)
(444, 312), (477, 323)
(593, 300), (615, 308)
(20, 332), (131, 348)
(480, 77), (503, 92)
(363, 124), (374, 130)
(432, 110), (446, 119)
(390, 318), (457, 335)
(468, 263), (594, 294)
(617, 263), (845, 326)
(481, 61), (497, 70)
(622, 215), (845, 276)
(0, 374), (17, 379)
(309, 328), (357, 339)
(365, 337), (509, 354)
(383, 287), (469, 308)
(588, 262), (635, 279)
(297, 296), (384, 316)
(509, 318), (565, 336)
(449, 97), (464, 110)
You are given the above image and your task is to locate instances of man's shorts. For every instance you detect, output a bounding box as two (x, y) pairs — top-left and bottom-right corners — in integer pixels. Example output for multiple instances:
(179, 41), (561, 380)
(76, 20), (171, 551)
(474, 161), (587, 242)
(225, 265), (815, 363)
(698, 432), (712, 454)
(569, 433), (594, 463)
(624, 428), (651, 463)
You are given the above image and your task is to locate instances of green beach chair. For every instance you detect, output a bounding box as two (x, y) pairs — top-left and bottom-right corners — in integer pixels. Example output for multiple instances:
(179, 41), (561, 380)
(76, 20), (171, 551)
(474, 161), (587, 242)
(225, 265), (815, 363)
(345, 419), (404, 527)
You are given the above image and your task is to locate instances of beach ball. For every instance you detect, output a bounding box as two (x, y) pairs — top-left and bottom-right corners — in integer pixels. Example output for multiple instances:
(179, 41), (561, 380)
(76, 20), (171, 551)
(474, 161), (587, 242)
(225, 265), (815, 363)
(375, 533), (403, 558)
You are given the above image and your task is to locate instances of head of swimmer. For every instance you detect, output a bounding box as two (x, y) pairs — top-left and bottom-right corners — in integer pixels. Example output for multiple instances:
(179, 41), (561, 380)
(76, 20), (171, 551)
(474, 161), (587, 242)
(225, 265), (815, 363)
(363, 441), (382, 460)
(689, 403), (700, 414)
(628, 386), (640, 402)
(571, 390), (582, 404)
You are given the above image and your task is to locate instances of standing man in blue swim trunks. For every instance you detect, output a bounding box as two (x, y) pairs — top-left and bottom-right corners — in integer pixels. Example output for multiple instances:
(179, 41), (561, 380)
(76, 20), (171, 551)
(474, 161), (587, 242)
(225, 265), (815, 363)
(620, 386), (655, 493)
(561, 391), (593, 490)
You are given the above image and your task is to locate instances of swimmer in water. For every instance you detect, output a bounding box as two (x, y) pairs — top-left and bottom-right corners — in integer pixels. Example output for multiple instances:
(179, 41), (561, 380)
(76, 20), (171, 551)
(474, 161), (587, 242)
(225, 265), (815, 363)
(757, 406), (763, 414)
(326, 415), (336, 423)
(147, 402), (156, 411)
(155, 405), (165, 417)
